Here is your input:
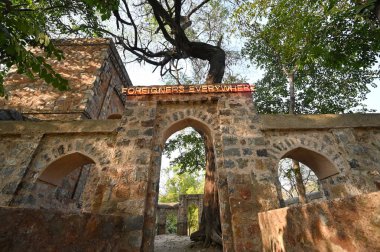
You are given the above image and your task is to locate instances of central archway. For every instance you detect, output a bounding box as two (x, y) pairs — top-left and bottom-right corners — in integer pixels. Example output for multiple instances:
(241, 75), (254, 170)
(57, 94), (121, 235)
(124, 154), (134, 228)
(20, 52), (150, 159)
(142, 116), (222, 250)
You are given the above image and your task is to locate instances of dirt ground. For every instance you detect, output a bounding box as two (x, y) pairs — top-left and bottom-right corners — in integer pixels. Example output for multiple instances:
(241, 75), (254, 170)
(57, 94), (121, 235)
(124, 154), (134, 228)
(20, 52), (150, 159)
(154, 234), (222, 252)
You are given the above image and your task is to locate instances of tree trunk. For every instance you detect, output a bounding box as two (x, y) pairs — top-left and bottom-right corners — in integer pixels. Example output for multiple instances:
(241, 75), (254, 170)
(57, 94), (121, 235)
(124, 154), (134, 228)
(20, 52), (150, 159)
(292, 159), (307, 204)
(190, 137), (222, 247)
(286, 70), (307, 204)
(275, 176), (286, 207)
(186, 41), (226, 84)
(287, 71), (296, 114)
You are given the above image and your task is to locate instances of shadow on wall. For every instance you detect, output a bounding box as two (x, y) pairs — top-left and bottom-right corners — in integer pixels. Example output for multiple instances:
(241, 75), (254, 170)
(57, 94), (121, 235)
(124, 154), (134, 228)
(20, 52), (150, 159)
(107, 114), (122, 119)
(259, 191), (380, 252)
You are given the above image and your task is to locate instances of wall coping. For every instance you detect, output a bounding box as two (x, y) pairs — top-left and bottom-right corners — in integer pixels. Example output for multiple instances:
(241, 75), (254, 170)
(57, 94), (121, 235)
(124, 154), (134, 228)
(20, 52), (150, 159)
(259, 114), (380, 130)
(0, 120), (120, 135)
(1, 114), (380, 135)
(157, 203), (179, 209)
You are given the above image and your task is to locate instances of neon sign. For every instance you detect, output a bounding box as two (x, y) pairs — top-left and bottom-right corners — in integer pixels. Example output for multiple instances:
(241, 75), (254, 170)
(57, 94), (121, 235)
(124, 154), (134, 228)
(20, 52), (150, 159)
(122, 83), (255, 96)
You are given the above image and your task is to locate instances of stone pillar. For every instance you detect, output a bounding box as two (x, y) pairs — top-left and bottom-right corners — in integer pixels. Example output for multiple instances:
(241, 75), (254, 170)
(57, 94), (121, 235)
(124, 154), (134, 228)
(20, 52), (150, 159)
(218, 94), (279, 251)
(177, 195), (188, 235)
(108, 100), (157, 251)
(156, 208), (167, 235)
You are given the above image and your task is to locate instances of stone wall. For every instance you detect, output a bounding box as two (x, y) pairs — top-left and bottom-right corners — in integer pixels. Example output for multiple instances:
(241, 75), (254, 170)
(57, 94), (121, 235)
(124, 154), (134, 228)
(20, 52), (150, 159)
(0, 120), (146, 251)
(0, 120), (119, 210)
(1, 38), (131, 120)
(260, 114), (380, 199)
(156, 203), (179, 235)
(258, 191), (380, 252)
(177, 194), (203, 235)
(0, 97), (380, 251)
(0, 206), (136, 251)
(121, 92), (278, 251)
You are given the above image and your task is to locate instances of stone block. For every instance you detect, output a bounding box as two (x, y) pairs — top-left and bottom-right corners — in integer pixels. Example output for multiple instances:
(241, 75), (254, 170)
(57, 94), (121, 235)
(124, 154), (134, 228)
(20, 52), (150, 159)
(256, 149), (268, 157)
(224, 160), (236, 169)
(258, 192), (380, 252)
(224, 148), (241, 157)
(223, 136), (238, 146)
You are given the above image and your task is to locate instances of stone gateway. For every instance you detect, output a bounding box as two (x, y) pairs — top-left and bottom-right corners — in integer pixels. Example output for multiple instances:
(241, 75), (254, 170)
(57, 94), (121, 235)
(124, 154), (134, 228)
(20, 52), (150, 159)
(0, 39), (379, 251)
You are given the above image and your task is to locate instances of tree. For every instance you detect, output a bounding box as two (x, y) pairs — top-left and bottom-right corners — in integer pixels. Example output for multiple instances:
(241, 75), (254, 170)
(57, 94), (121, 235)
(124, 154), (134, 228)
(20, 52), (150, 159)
(163, 127), (222, 247)
(92, 0), (226, 85)
(159, 165), (205, 203)
(163, 130), (206, 175)
(235, 0), (380, 204)
(278, 158), (320, 200)
(236, 0), (380, 114)
(354, 0), (380, 21)
(0, 0), (118, 96)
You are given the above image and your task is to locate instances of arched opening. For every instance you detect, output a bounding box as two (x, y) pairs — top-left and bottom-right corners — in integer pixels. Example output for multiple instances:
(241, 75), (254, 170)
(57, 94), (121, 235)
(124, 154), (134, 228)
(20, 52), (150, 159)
(276, 147), (339, 206)
(283, 147), (339, 179)
(107, 114), (122, 119)
(153, 117), (221, 249)
(35, 152), (98, 210)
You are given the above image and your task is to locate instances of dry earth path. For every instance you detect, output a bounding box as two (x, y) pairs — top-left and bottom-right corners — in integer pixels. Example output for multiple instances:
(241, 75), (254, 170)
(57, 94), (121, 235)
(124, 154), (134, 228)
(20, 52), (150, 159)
(154, 234), (222, 252)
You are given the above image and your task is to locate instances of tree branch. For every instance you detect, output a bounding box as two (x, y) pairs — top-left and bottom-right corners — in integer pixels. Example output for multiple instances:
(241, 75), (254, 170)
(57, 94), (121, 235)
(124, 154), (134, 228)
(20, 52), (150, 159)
(188, 0), (210, 18)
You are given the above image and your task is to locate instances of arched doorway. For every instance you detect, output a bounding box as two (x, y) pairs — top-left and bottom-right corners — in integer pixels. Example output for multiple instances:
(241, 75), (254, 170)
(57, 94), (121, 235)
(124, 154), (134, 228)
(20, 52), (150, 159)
(158, 127), (205, 236)
(143, 117), (222, 250)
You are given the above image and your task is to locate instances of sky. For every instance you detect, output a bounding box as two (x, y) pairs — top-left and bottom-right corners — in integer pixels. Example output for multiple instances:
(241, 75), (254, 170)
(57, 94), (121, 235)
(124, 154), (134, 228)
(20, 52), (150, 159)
(126, 61), (380, 111)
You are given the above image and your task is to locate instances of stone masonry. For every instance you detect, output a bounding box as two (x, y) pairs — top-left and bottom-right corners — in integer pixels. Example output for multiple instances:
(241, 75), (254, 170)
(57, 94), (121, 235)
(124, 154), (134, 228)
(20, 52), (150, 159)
(1, 99), (379, 251)
(177, 194), (203, 236)
(156, 194), (203, 236)
(0, 39), (380, 251)
(1, 38), (132, 120)
(156, 203), (179, 235)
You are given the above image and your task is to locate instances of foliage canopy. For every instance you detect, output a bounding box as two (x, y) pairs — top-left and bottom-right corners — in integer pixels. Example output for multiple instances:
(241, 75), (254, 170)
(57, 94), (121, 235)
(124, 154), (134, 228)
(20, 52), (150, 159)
(0, 0), (120, 95)
(235, 0), (380, 113)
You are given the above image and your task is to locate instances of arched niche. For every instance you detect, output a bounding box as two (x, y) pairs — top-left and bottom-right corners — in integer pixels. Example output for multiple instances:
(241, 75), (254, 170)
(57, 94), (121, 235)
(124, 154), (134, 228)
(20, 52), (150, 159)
(282, 147), (339, 180)
(107, 114), (122, 119)
(38, 152), (96, 186)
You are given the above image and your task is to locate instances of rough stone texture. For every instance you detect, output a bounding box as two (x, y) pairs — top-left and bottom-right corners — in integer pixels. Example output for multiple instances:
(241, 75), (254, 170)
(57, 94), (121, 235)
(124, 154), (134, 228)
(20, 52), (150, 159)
(4, 132), (117, 213)
(0, 38), (131, 120)
(0, 206), (138, 252)
(0, 101), (380, 251)
(261, 126), (380, 199)
(0, 135), (43, 205)
(0, 40), (380, 251)
(258, 191), (380, 252)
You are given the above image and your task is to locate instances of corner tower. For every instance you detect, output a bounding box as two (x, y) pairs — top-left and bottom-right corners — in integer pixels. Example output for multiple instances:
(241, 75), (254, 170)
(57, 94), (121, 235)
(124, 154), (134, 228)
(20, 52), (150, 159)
(1, 38), (132, 120)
